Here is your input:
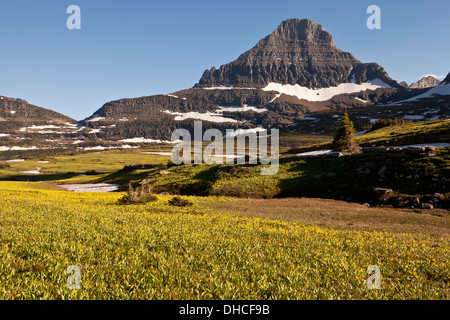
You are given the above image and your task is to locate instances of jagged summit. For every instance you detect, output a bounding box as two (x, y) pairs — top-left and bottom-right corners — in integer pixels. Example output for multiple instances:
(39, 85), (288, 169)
(196, 18), (397, 89)
(409, 76), (441, 89)
(255, 19), (335, 47)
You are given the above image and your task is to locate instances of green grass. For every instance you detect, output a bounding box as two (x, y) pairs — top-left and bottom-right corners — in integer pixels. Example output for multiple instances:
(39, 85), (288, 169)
(0, 181), (448, 299)
(0, 147), (173, 183)
(357, 119), (450, 146)
(97, 148), (449, 202)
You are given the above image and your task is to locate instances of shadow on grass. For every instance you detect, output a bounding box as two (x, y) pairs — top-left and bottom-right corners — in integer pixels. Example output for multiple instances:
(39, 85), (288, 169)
(0, 172), (82, 182)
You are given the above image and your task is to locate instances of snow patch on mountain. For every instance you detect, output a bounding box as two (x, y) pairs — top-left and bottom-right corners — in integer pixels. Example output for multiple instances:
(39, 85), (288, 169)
(163, 110), (240, 123)
(263, 80), (393, 102)
(219, 105), (267, 113)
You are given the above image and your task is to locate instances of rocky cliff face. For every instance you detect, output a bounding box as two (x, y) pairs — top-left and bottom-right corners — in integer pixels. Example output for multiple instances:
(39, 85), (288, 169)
(443, 72), (450, 84)
(409, 76), (441, 89)
(196, 19), (398, 89)
(0, 96), (74, 123)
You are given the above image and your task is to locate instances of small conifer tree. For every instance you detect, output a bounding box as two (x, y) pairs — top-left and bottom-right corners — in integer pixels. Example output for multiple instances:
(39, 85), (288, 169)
(332, 112), (358, 152)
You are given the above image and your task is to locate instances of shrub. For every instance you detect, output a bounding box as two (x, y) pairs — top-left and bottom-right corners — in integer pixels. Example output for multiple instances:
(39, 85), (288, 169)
(117, 180), (157, 205)
(0, 163), (10, 169)
(168, 196), (193, 207)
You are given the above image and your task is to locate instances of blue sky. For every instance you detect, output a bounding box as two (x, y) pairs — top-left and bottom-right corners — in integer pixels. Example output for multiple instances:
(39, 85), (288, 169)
(0, 0), (449, 120)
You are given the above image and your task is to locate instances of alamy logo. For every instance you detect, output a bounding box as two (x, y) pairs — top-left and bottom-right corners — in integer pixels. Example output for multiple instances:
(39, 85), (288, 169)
(171, 121), (279, 175)
(366, 265), (381, 289)
(67, 5), (81, 30)
(66, 265), (81, 289)
(367, 5), (381, 30)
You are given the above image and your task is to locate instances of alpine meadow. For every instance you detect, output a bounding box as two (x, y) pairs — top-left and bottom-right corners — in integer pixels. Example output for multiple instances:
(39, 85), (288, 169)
(0, 1), (449, 304)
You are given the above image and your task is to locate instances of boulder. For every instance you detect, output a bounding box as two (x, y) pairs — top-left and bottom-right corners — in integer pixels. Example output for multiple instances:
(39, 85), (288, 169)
(373, 187), (393, 195)
(420, 203), (434, 209)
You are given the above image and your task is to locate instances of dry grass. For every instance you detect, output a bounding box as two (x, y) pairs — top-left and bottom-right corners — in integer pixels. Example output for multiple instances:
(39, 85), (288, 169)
(201, 197), (450, 238)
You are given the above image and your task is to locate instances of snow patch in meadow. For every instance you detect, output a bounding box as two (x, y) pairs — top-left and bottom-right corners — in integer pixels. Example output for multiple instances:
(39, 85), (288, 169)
(0, 133), (10, 137)
(296, 149), (334, 157)
(59, 184), (120, 193)
(20, 167), (41, 175)
(1, 146), (38, 152)
(141, 152), (173, 156)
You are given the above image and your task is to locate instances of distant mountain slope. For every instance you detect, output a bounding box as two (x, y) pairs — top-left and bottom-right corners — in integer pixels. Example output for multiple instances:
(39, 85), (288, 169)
(0, 95), (83, 152)
(409, 75), (441, 89)
(0, 96), (74, 124)
(397, 72), (450, 103)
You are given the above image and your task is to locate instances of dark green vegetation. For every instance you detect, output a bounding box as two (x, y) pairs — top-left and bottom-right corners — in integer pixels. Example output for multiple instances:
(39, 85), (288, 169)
(97, 147), (449, 206)
(332, 112), (358, 152)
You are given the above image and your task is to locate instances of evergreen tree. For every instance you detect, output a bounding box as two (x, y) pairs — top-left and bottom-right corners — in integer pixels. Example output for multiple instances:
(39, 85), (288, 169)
(332, 112), (358, 152)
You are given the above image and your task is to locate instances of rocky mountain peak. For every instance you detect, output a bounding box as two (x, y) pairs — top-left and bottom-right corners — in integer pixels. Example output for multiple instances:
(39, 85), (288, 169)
(256, 18), (334, 48)
(409, 76), (441, 89)
(196, 19), (398, 89)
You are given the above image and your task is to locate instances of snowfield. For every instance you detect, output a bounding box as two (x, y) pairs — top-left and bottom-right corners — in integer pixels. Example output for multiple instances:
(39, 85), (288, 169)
(263, 79), (393, 102)
(87, 115), (106, 122)
(119, 137), (177, 144)
(219, 105), (267, 113)
(296, 149), (335, 157)
(163, 110), (240, 123)
(0, 146), (38, 152)
(20, 167), (42, 175)
(224, 128), (266, 138)
(203, 86), (257, 90)
(141, 152), (173, 156)
(59, 184), (120, 193)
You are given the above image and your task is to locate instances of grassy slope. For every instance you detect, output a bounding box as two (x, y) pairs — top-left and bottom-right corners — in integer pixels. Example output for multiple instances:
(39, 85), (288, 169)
(97, 147), (449, 203)
(285, 119), (450, 154)
(0, 181), (448, 299)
